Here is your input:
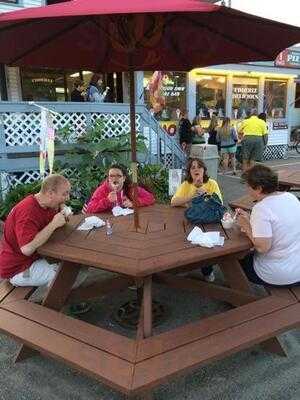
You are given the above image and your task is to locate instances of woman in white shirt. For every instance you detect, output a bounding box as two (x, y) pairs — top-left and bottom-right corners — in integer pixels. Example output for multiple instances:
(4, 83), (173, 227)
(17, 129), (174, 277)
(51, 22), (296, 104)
(237, 165), (300, 286)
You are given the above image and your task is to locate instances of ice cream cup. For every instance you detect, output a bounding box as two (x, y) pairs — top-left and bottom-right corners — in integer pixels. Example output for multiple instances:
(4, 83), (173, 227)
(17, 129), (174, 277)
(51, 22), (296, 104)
(221, 218), (234, 229)
(62, 205), (73, 217)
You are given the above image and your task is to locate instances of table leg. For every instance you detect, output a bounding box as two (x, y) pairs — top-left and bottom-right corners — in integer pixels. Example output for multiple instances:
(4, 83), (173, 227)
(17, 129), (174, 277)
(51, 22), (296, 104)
(143, 276), (152, 339)
(42, 261), (81, 310)
(135, 276), (153, 400)
(219, 257), (252, 293)
(142, 277), (153, 399)
(15, 261), (80, 363)
(219, 257), (287, 357)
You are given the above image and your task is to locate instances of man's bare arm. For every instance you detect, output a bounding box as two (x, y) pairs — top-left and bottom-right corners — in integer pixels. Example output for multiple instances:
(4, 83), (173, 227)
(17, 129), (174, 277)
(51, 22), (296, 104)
(20, 212), (66, 256)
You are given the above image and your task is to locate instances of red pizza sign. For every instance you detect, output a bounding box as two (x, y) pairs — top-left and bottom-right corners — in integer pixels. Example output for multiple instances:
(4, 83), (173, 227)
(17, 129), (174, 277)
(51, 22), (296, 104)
(275, 49), (300, 68)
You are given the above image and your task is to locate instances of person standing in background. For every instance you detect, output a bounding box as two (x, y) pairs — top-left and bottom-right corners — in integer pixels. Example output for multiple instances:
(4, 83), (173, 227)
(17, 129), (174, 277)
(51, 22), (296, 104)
(178, 110), (194, 157)
(258, 112), (269, 150)
(239, 109), (268, 172)
(217, 117), (238, 174)
(192, 115), (205, 144)
(71, 80), (85, 102)
(86, 73), (110, 102)
(207, 115), (219, 147)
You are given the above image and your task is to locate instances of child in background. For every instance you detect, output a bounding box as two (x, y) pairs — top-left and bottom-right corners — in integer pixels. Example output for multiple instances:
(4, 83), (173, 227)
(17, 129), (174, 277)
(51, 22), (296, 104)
(217, 117), (238, 174)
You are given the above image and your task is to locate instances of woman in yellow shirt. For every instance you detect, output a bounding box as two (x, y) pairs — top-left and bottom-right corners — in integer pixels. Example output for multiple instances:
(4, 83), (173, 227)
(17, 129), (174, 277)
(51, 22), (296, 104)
(171, 158), (223, 282)
(171, 158), (223, 207)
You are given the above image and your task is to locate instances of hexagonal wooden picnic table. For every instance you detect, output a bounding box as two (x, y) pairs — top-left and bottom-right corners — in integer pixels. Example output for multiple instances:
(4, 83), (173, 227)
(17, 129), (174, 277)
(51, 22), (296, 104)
(1, 204), (300, 399)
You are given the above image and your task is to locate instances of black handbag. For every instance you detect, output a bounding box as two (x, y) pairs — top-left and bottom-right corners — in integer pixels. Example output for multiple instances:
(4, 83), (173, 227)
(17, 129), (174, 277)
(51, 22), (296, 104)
(185, 193), (227, 224)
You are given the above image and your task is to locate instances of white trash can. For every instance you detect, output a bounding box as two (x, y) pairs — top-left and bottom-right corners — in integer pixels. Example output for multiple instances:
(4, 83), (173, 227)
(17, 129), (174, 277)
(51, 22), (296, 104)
(190, 144), (219, 180)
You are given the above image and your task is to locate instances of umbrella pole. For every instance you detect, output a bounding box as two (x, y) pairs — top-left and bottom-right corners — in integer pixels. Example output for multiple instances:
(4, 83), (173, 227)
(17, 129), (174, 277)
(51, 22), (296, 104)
(129, 69), (140, 231)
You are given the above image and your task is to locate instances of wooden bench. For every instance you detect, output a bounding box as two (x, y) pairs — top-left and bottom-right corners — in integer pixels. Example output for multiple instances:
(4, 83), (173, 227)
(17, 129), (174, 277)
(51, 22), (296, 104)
(0, 280), (35, 305)
(0, 299), (136, 394)
(0, 210), (299, 396)
(0, 226), (36, 306)
(0, 280), (300, 395)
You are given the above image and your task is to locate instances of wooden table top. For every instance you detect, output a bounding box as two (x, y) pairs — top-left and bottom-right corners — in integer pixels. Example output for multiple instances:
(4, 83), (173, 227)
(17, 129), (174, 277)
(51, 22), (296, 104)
(277, 169), (300, 188)
(229, 195), (256, 212)
(271, 164), (300, 188)
(229, 165), (300, 212)
(38, 204), (251, 277)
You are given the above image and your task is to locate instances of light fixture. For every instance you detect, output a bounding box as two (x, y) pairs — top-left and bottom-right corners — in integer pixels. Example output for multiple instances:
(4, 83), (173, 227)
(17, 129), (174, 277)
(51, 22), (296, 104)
(70, 70), (91, 78)
(196, 75), (213, 81)
(192, 68), (297, 80)
(55, 87), (65, 93)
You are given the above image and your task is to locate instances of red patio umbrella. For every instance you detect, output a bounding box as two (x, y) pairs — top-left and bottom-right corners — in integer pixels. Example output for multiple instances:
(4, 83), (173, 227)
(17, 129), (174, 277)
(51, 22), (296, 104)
(0, 0), (300, 227)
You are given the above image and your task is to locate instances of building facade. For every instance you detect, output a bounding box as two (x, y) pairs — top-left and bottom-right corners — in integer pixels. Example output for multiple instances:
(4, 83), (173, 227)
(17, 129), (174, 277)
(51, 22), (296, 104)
(139, 54), (300, 158)
(1, 0), (300, 158)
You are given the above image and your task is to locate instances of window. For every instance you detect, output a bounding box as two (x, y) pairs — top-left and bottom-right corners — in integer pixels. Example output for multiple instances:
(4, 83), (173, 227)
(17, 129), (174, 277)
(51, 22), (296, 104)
(144, 71), (187, 120)
(264, 80), (287, 118)
(144, 71), (187, 135)
(196, 74), (226, 119)
(21, 68), (82, 101)
(0, 64), (7, 100)
(231, 77), (259, 119)
(21, 68), (121, 102)
(295, 83), (300, 109)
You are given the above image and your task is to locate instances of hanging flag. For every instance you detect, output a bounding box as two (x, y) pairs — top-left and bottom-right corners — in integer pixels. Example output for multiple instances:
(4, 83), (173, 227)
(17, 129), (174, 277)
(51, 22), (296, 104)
(39, 109), (55, 177)
(46, 111), (55, 174)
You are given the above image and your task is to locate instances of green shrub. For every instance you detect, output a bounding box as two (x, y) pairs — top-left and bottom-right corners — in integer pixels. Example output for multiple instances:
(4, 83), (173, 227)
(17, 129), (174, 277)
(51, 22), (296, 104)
(0, 119), (170, 217)
(138, 164), (169, 204)
(55, 118), (169, 211)
(0, 181), (41, 220)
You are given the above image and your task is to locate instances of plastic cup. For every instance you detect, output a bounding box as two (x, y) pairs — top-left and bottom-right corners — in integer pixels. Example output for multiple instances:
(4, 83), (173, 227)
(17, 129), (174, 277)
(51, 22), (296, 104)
(221, 219), (234, 229)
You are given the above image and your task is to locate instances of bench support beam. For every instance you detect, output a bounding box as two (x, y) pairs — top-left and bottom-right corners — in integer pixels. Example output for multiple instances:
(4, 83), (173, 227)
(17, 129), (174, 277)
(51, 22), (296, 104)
(219, 258), (287, 357)
(15, 261), (80, 363)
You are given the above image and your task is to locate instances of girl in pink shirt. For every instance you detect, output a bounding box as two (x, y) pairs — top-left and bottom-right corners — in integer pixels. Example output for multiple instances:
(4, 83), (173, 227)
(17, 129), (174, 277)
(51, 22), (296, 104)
(85, 164), (155, 213)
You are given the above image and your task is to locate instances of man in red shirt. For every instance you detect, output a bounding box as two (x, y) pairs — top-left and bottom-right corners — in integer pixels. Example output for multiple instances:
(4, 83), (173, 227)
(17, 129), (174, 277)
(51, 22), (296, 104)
(0, 174), (71, 286)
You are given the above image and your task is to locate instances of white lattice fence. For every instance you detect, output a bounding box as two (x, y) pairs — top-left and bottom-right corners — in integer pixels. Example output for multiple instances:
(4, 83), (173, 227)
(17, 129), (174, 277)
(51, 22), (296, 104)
(1, 170), (41, 188)
(1, 166), (80, 192)
(91, 113), (140, 139)
(159, 140), (173, 168)
(55, 112), (87, 142)
(3, 112), (41, 146)
(2, 111), (140, 147)
(0, 103), (185, 194)
(263, 145), (288, 160)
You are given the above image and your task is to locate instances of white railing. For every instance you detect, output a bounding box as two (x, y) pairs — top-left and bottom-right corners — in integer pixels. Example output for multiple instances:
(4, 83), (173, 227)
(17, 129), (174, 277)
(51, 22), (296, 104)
(0, 101), (185, 189)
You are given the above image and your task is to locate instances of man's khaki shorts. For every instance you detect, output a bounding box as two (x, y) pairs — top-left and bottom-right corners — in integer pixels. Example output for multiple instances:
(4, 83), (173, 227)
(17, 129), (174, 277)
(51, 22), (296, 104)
(242, 135), (265, 162)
